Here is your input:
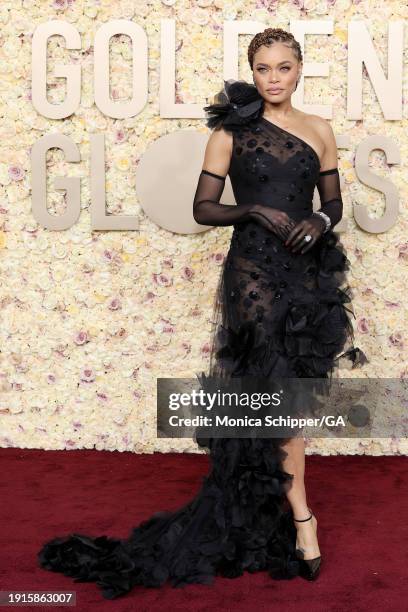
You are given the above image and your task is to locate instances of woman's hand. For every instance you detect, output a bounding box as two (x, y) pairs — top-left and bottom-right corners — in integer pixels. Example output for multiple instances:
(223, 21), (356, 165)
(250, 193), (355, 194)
(250, 205), (297, 242)
(285, 214), (326, 254)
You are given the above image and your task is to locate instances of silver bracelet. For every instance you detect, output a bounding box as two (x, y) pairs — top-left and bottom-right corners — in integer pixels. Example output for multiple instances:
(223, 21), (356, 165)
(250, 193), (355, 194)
(313, 211), (331, 233)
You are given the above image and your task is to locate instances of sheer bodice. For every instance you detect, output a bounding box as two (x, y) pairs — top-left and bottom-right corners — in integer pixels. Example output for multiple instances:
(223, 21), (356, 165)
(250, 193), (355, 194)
(229, 116), (320, 219)
(193, 113), (343, 239)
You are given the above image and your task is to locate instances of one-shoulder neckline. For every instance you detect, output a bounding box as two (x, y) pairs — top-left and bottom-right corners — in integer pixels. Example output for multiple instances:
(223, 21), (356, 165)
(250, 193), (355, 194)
(259, 116), (321, 168)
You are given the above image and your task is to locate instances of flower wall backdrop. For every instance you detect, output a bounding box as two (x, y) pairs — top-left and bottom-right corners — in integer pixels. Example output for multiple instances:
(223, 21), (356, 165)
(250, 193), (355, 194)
(0, 0), (407, 455)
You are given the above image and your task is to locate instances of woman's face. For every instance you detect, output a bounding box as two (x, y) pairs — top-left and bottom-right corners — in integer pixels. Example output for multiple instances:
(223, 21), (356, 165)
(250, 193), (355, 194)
(252, 42), (302, 102)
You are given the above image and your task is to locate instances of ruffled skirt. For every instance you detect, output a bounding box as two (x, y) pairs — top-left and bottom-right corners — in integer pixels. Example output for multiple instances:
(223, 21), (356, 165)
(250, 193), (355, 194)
(37, 226), (368, 599)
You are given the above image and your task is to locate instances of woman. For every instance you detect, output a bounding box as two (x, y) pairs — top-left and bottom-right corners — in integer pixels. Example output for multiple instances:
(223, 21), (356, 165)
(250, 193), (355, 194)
(37, 28), (368, 599)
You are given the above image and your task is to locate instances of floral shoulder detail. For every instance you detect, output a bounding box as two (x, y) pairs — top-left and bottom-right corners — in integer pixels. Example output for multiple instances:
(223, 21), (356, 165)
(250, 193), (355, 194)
(203, 79), (264, 133)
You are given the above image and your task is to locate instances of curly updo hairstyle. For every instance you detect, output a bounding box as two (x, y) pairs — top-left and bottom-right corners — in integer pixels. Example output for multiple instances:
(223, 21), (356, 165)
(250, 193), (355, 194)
(247, 28), (303, 70)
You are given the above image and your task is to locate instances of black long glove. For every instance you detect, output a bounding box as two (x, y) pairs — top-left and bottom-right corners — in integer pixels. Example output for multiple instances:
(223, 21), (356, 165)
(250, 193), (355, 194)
(193, 169), (297, 241)
(286, 167), (343, 253)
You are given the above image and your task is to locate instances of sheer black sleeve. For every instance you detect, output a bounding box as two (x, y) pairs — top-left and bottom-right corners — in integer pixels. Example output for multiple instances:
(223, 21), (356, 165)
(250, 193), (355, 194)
(193, 169), (257, 226)
(314, 167), (343, 230)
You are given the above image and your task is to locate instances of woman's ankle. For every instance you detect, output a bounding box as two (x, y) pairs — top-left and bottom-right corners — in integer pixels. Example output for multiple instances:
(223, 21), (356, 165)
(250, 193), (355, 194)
(292, 506), (312, 522)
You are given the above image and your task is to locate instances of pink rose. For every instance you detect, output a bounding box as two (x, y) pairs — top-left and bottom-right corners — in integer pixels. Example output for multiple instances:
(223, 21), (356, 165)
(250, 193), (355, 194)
(52, 0), (68, 10)
(9, 165), (25, 181)
(115, 129), (127, 143)
(201, 342), (211, 356)
(389, 333), (403, 348)
(108, 298), (121, 310)
(152, 273), (172, 287)
(398, 243), (408, 260)
(211, 253), (225, 265)
(74, 331), (88, 345)
(182, 266), (194, 280)
(357, 317), (369, 334)
(80, 368), (95, 383)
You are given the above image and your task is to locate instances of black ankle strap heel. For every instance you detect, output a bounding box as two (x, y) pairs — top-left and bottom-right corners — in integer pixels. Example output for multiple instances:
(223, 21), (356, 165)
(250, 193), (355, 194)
(293, 508), (321, 581)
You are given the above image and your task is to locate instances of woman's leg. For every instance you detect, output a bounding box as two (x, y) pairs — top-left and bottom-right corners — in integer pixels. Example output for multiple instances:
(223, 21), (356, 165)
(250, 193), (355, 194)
(281, 437), (321, 559)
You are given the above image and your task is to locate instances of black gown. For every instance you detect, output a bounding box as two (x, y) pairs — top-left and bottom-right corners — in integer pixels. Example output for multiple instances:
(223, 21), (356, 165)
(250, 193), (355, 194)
(37, 80), (368, 599)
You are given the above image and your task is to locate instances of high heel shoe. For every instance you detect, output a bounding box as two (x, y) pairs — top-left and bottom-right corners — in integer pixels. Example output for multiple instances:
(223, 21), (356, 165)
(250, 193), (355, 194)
(293, 508), (322, 581)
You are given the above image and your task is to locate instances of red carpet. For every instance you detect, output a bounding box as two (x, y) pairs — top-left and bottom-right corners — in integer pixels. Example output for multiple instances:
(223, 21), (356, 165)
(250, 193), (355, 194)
(0, 448), (406, 611)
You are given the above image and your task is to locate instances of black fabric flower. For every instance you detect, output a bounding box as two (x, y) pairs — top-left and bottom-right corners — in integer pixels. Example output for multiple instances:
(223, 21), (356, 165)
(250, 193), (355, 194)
(204, 79), (264, 132)
(215, 320), (267, 376)
(37, 533), (136, 599)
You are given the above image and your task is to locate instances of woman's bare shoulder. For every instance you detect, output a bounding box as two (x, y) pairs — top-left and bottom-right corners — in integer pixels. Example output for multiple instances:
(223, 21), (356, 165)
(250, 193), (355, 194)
(303, 112), (336, 140)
